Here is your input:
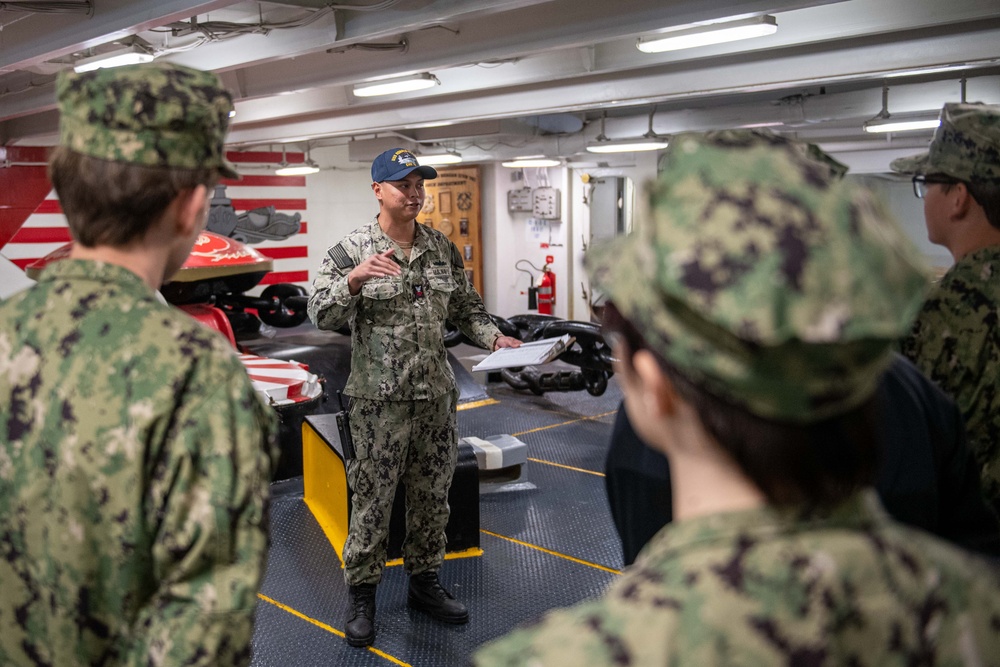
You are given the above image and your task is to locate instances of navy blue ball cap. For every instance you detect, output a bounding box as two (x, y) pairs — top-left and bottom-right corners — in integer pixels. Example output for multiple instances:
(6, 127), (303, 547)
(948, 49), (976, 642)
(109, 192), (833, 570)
(371, 148), (438, 182)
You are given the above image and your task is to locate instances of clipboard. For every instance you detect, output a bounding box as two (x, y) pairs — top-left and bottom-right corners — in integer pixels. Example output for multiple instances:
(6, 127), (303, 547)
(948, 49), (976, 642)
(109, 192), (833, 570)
(472, 334), (575, 372)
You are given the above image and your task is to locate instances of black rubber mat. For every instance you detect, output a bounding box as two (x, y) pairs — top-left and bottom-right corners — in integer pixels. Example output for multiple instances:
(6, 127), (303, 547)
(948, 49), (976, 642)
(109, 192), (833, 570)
(479, 379), (622, 417)
(458, 400), (570, 437)
(456, 382), (616, 437)
(251, 376), (626, 666)
(251, 484), (617, 665)
(480, 459), (624, 571)
(518, 419), (618, 475)
(251, 600), (386, 667)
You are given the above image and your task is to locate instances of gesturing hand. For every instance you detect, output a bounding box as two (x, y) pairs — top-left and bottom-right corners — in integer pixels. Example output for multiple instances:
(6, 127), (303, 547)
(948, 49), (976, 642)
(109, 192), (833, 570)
(348, 249), (401, 295)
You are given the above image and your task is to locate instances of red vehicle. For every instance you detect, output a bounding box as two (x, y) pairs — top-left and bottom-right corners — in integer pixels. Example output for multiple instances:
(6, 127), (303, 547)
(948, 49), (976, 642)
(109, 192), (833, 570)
(26, 231), (322, 413)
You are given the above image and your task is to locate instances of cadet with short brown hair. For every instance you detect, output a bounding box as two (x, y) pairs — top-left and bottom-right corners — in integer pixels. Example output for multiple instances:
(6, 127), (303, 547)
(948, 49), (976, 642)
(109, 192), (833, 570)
(0, 63), (277, 666)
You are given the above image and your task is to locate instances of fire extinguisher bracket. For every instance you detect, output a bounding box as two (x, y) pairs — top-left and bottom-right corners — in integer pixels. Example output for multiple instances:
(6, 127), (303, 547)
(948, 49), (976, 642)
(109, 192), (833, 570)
(515, 257), (553, 313)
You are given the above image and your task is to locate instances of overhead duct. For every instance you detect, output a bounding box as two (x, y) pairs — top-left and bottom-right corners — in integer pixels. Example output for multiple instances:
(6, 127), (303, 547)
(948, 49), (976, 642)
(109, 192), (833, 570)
(512, 114), (585, 135)
(0, 1), (92, 13)
(347, 137), (419, 163)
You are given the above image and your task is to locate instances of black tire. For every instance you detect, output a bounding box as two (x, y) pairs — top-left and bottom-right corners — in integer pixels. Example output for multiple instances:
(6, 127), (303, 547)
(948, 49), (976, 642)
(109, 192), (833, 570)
(226, 310), (262, 335)
(444, 321), (465, 347)
(490, 314), (521, 340)
(507, 313), (561, 341)
(258, 283), (309, 328)
(583, 369), (609, 396)
(534, 320), (614, 372)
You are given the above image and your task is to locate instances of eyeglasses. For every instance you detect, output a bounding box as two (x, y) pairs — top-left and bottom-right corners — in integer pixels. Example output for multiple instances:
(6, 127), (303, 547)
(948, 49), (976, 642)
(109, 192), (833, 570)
(912, 175), (958, 199)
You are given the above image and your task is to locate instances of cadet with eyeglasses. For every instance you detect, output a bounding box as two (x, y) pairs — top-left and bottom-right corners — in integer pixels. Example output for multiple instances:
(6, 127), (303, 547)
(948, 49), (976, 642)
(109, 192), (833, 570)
(893, 102), (1000, 519)
(474, 130), (1000, 666)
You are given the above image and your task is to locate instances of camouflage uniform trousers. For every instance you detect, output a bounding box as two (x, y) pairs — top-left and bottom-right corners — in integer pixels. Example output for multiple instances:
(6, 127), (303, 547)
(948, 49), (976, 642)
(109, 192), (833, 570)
(343, 390), (459, 586)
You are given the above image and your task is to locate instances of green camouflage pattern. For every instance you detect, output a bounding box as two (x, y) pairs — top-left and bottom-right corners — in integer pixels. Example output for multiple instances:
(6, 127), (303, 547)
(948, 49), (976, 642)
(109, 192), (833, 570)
(587, 130), (930, 422)
(474, 491), (1000, 666)
(57, 62), (239, 178)
(310, 218), (497, 586)
(891, 102), (1000, 183)
(0, 260), (278, 666)
(901, 245), (1000, 518)
(804, 141), (849, 179)
(342, 392), (458, 585)
(308, 217), (501, 400)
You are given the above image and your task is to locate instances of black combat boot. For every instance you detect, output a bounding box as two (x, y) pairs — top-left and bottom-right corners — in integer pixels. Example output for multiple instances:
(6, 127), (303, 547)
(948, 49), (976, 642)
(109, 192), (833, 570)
(407, 571), (469, 624)
(345, 583), (377, 647)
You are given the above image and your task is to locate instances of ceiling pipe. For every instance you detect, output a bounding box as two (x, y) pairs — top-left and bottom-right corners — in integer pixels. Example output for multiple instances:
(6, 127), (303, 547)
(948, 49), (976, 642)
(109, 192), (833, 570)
(0, 1), (92, 14)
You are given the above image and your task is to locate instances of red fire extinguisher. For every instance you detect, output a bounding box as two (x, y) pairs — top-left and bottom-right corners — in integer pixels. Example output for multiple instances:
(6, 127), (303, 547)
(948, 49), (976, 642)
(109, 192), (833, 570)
(537, 255), (556, 315)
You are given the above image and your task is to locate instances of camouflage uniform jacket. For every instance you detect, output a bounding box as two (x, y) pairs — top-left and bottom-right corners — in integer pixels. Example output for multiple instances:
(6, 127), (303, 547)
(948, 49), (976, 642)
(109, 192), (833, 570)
(0, 260), (278, 667)
(308, 217), (500, 400)
(901, 244), (1000, 514)
(474, 491), (1000, 666)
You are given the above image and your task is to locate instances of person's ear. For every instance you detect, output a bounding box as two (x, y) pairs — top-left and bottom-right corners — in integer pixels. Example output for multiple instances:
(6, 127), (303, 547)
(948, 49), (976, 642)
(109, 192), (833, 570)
(952, 182), (973, 219)
(631, 349), (679, 418)
(175, 184), (209, 237)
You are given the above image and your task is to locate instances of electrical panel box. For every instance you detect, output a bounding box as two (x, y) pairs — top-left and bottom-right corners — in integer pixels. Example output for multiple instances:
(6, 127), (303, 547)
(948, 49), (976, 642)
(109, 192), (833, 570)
(532, 187), (561, 219)
(507, 187), (533, 213)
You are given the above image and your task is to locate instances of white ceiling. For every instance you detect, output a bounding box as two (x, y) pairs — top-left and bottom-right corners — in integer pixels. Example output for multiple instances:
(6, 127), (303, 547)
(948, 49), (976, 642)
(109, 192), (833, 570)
(1, 0), (999, 172)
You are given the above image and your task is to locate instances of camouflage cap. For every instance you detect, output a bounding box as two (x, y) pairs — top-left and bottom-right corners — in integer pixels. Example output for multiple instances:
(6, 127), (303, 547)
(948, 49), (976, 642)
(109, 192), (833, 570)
(588, 130), (930, 423)
(57, 62), (239, 179)
(890, 102), (1000, 183)
(803, 142), (849, 180)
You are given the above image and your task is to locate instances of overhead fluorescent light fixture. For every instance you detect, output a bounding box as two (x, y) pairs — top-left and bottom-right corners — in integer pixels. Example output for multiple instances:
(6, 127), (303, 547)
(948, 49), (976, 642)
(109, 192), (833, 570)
(353, 72), (440, 98)
(887, 64), (976, 79)
(275, 163), (320, 176)
(501, 157), (561, 168)
(587, 139), (668, 154)
(862, 83), (941, 133)
(637, 15), (777, 53)
(863, 117), (940, 133)
(417, 151), (463, 166)
(586, 109), (668, 153)
(74, 44), (156, 73)
(275, 146), (320, 176)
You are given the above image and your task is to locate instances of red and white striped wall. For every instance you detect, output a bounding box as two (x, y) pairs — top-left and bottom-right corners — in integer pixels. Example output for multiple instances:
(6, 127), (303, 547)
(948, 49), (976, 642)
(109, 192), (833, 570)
(0, 149), (311, 291)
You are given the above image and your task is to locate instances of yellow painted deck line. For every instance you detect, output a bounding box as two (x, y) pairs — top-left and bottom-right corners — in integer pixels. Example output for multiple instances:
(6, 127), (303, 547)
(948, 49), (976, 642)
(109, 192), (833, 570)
(257, 593), (411, 666)
(456, 397), (499, 411)
(481, 529), (622, 575)
(508, 409), (616, 476)
(511, 409), (617, 437)
(527, 457), (604, 477)
(385, 546), (483, 568)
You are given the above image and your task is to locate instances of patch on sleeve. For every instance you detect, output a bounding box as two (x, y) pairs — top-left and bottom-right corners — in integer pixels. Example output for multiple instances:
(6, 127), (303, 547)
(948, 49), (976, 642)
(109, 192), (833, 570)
(328, 243), (355, 270)
(450, 243), (464, 269)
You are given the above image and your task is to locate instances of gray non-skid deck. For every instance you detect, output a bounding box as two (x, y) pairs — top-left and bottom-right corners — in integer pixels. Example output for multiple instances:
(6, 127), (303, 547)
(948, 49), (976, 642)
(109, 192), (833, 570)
(250, 368), (624, 667)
